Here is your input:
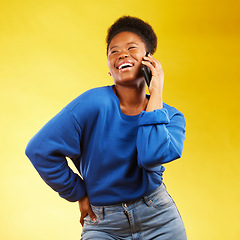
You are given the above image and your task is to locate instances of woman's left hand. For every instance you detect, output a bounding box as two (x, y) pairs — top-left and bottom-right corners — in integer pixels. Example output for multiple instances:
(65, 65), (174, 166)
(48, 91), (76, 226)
(78, 195), (97, 227)
(142, 55), (164, 111)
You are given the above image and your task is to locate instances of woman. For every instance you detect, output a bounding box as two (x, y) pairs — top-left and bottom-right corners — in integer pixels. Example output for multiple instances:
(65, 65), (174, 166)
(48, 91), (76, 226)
(25, 16), (187, 239)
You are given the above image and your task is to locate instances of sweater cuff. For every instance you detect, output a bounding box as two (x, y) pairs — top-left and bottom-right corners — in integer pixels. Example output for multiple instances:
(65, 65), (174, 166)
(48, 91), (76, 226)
(59, 177), (86, 202)
(138, 108), (170, 126)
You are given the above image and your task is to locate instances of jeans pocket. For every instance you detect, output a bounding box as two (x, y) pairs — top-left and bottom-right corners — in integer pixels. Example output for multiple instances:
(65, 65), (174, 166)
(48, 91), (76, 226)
(147, 185), (174, 210)
(84, 214), (100, 225)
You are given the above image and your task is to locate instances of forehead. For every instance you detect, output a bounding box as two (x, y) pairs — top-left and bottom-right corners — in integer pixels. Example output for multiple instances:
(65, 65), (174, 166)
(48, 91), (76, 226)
(108, 31), (146, 49)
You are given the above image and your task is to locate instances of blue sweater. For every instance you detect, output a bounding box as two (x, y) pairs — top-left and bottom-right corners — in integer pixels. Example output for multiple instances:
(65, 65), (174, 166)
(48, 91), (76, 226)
(25, 86), (186, 206)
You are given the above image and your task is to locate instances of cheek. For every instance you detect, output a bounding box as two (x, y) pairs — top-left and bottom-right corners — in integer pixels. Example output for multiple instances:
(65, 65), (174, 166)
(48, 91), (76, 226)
(131, 49), (146, 60)
(107, 59), (114, 72)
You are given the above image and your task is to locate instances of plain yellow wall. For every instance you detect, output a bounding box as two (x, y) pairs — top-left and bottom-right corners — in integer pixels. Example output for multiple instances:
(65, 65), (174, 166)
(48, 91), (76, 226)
(1, 0), (239, 239)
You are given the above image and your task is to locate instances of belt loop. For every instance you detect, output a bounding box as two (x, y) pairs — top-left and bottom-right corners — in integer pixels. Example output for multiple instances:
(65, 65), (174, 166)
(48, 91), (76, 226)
(143, 195), (150, 207)
(101, 207), (105, 220)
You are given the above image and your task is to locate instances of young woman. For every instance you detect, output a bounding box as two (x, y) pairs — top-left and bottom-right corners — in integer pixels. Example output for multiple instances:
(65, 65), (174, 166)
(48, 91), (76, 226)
(26, 16), (187, 239)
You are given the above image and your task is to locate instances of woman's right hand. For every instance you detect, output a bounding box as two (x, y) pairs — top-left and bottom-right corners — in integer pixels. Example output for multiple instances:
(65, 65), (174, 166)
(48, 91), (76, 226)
(78, 195), (97, 227)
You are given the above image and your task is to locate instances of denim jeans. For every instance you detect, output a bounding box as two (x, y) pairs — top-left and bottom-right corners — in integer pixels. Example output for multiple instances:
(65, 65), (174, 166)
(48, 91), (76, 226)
(81, 183), (187, 240)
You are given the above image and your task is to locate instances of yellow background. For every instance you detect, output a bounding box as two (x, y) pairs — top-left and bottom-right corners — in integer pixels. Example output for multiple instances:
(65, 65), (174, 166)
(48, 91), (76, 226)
(1, 0), (239, 239)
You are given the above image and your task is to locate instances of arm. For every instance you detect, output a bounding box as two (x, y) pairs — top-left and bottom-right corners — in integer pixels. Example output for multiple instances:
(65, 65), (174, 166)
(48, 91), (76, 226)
(142, 54), (164, 112)
(137, 108), (186, 171)
(138, 55), (186, 171)
(25, 107), (86, 202)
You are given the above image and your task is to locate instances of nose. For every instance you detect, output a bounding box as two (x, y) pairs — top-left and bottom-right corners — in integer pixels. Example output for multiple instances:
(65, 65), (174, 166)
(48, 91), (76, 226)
(118, 50), (129, 59)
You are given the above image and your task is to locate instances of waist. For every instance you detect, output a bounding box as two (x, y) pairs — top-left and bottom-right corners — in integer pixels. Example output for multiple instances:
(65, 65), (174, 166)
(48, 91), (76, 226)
(91, 183), (164, 214)
(88, 169), (165, 206)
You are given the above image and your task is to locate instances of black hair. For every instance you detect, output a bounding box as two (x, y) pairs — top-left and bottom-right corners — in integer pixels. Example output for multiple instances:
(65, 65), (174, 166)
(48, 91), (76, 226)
(106, 16), (157, 55)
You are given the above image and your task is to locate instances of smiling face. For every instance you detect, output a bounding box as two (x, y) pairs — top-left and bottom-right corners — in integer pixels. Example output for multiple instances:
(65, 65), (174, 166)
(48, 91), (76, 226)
(107, 31), (147, 86)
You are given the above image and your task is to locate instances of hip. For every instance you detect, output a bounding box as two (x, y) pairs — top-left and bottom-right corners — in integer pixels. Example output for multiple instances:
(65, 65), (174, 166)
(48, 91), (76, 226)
(81, 183), (187, 240)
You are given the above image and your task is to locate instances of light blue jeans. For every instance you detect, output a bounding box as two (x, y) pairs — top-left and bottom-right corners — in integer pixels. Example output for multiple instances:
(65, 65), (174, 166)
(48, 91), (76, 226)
(81, 183), (187, 239)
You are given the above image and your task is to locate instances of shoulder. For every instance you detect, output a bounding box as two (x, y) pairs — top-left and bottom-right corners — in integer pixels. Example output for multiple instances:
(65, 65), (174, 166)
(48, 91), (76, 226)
(67, 86), (112, 111)
(63, 86), (114, 126)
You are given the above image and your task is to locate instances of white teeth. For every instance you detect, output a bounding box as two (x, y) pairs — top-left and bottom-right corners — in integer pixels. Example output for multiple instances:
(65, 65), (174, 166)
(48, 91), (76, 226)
(118, 63), (133, 70)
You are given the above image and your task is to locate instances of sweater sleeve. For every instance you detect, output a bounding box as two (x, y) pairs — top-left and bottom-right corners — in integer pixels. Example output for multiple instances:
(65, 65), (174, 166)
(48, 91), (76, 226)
(25, 107), (86, 202)
(137, 107), (186, 171)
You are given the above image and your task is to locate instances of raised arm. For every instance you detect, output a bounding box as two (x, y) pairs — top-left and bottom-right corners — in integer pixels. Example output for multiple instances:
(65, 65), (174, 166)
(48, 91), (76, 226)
(138, 55), (186, 171)
(137, 107), (186, 171)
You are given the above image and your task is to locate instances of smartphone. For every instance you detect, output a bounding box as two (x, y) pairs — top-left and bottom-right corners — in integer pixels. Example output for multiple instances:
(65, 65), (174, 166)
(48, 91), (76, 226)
(141, 52), (152, 87)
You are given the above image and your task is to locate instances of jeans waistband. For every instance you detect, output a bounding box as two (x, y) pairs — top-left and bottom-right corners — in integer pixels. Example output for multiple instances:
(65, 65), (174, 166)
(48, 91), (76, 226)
(91, 183), (165, 214)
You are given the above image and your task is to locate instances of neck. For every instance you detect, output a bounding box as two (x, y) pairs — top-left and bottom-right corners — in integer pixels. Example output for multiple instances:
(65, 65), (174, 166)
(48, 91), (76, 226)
(113, 83), (148, 115)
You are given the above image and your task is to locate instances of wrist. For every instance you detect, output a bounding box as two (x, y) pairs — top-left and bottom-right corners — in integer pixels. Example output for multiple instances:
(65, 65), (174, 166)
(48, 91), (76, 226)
(149, 86), (162, 96)
(146, 93), (163, 112)
(149, 89), (163, 103)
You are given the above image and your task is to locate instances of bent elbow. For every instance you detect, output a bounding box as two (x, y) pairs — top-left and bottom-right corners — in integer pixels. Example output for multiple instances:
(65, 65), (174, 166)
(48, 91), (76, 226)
(25, 141), (34, 161)
(138, 147), (182, 170)
(25, 138), (41, 167)
(138, 153), (163, 170)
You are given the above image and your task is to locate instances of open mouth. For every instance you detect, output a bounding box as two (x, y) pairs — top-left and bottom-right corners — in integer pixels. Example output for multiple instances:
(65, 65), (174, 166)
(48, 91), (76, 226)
(118, 62), (134, 70)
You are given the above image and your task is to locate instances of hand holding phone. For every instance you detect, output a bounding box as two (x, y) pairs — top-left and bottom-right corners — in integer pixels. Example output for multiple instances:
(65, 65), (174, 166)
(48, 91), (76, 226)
(141, 52), (152, 87)
(141, 54), (164, 111)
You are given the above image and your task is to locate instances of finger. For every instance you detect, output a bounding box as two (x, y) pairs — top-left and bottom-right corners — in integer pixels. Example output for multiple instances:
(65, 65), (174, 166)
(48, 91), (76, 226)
(79, 211), (87, 226)
(143, 54), (155, 62)
(143, 56), (154, 64)
(142, 60), (156, 72)
(79, 210), (97, 227)
(143, 56), (162, 70)
(80, 216), (84, 227)
(88, 208), (97, 222)
(142, 59), (164, 83)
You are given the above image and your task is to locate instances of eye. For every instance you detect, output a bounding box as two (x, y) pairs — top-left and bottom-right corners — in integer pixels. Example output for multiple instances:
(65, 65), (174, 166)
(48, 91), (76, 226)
(128, 46), (136, 50)
(110, 50), (119, 55)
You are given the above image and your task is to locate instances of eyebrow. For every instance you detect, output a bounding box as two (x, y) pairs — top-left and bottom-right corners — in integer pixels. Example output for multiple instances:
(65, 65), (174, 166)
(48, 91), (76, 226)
(109, 42), (139, 51)
(109, 45), (118, 51)
(127, 42), (139, 46)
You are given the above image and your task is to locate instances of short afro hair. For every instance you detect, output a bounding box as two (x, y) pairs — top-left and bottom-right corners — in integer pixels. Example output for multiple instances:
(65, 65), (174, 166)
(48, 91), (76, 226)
(106, 16), (157, 55)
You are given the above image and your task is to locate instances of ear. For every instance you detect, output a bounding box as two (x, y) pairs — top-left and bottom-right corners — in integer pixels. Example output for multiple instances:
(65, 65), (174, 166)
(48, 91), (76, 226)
(108, 72), (112, 76)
